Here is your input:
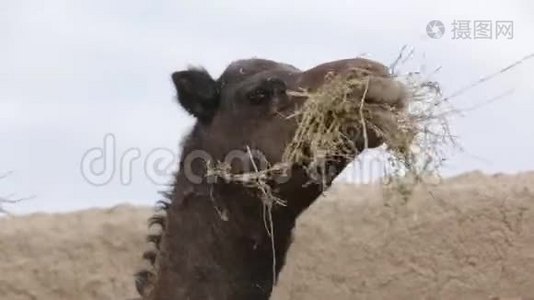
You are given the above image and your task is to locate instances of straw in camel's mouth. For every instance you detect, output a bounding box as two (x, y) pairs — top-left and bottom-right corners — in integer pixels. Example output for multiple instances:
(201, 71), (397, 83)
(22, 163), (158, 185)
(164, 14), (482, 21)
(281, 70), (415, 167)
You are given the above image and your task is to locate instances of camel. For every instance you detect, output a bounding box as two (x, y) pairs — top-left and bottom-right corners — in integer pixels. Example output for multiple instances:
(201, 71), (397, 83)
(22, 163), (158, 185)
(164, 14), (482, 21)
(134, 57), (408, 300)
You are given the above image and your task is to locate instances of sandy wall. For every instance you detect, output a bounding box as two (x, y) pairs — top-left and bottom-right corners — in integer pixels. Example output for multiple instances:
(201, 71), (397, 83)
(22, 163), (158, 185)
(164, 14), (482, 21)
(1, 171), (533, 300)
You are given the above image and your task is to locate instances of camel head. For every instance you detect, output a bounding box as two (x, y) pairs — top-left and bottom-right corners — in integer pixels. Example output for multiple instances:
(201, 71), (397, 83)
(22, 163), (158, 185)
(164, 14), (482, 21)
(172, 58), (407, 211)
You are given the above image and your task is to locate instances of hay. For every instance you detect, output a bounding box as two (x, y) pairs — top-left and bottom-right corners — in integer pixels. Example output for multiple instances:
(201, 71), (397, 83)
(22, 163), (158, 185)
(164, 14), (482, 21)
(282, 71), (372, 165)
(206, 147), (286, 286)
(379, 50), (534, 199)
(283, 69), (417, 165)
(382, 72), (454, 200)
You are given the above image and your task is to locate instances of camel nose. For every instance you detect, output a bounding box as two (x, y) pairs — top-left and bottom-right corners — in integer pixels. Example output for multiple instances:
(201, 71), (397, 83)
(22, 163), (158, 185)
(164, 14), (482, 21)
(297, 58), (390, 91)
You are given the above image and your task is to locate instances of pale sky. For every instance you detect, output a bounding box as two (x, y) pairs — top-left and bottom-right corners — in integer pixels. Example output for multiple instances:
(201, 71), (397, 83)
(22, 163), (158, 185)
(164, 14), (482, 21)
(1, 0), (533, 214)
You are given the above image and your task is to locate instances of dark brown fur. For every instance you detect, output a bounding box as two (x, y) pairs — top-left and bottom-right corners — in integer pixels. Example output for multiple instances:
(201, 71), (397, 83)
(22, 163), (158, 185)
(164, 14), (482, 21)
(135, 58), (404, 300)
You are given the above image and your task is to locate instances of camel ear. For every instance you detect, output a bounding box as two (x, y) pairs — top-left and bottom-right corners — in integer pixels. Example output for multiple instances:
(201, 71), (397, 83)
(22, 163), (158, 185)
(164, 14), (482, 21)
(171, 68), (219, 123)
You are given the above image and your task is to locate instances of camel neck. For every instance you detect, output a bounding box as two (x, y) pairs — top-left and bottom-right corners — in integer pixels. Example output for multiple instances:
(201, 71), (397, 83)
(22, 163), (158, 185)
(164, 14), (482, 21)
(148, 172), (298, 300)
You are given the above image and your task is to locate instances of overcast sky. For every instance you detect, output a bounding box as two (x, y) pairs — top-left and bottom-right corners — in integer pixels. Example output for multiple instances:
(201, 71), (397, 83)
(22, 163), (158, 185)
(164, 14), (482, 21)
(1, 0), (533, 214)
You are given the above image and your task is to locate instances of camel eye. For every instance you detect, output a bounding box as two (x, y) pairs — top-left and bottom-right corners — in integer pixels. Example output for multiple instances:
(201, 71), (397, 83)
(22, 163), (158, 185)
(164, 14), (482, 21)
(247, 87), (271, 105)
